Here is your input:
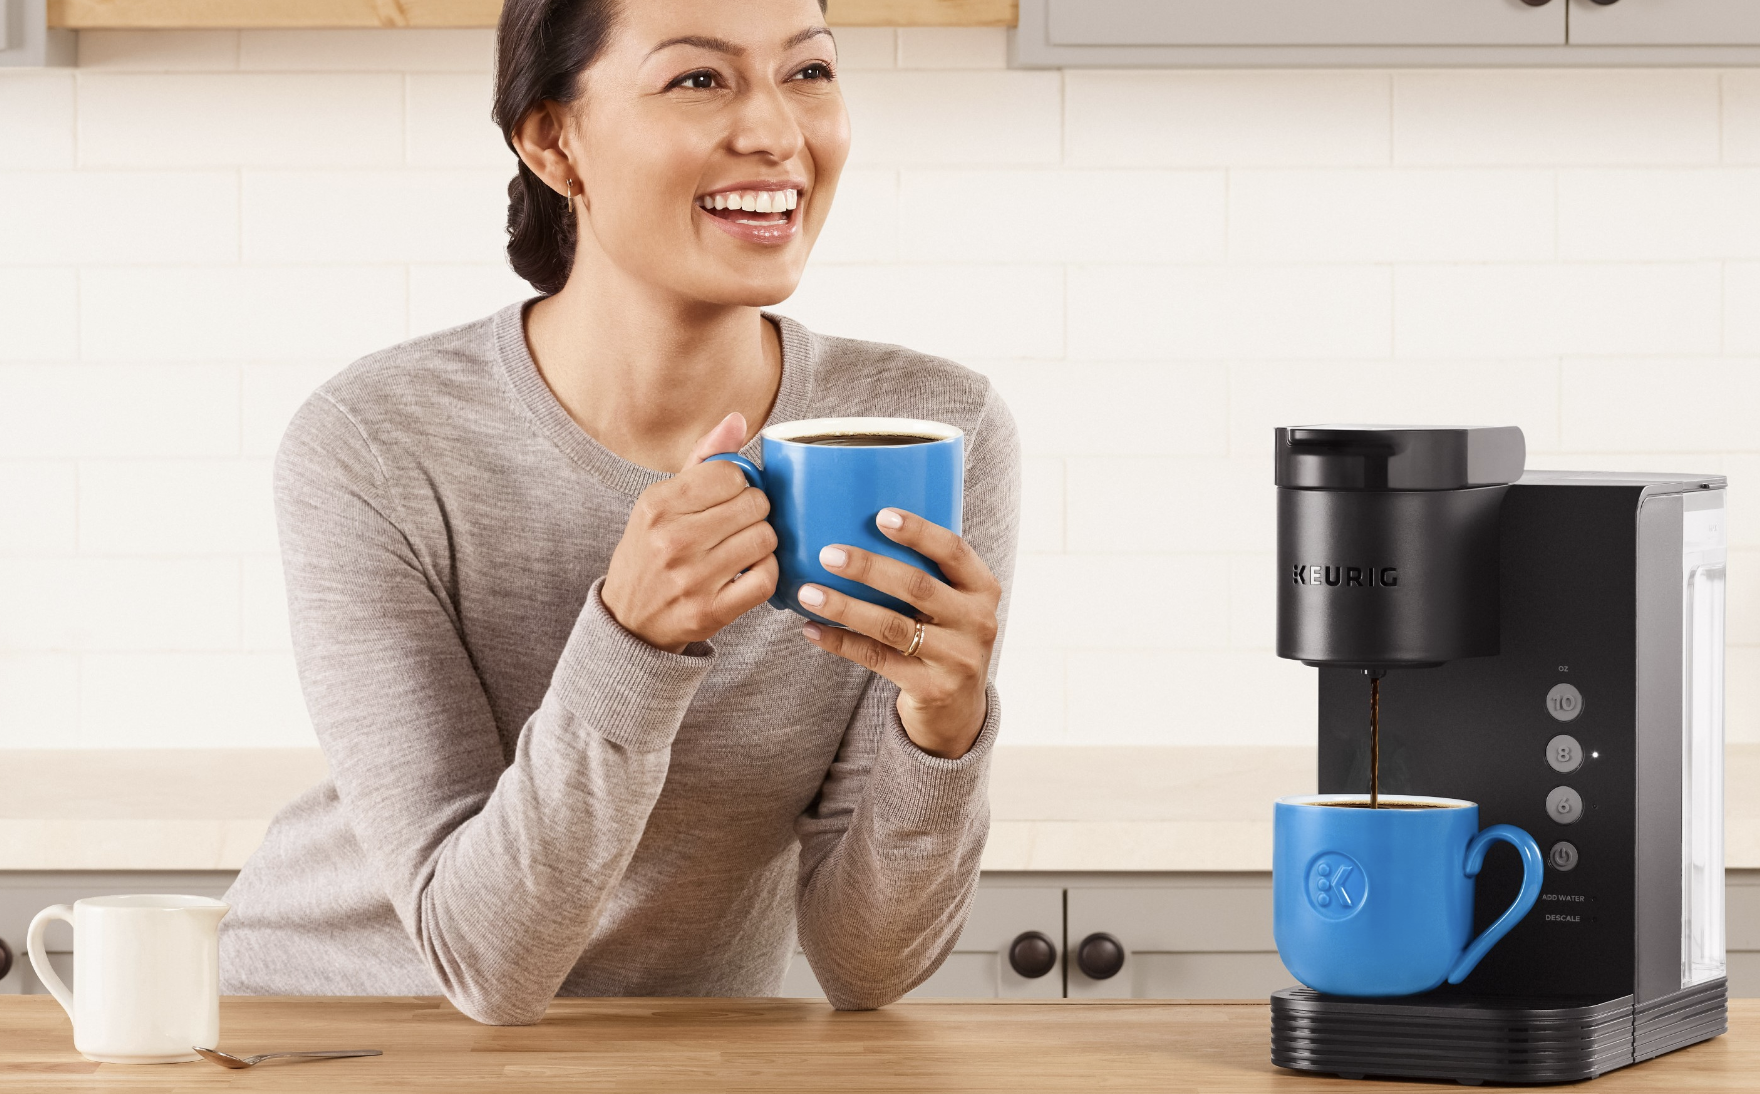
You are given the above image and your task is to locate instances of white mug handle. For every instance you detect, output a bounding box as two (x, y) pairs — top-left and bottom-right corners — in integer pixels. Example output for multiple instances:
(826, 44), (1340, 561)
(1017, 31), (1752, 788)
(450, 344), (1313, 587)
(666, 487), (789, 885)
(26, 905), (75, 1021)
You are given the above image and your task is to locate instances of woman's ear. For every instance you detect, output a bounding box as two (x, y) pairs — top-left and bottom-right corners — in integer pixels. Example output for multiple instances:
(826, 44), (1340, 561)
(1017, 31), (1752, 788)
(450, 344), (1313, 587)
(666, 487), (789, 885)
(510, 100), (580, 202)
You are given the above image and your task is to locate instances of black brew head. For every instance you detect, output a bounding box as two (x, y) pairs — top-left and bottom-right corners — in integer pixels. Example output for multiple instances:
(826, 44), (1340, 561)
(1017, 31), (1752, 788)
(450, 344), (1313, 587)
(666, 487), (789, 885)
(1275, 426), (1526, 670)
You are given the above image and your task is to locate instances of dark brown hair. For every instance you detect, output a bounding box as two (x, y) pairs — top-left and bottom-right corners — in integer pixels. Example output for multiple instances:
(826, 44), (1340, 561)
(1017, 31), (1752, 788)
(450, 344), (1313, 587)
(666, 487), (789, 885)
(493, 0), (829, 296)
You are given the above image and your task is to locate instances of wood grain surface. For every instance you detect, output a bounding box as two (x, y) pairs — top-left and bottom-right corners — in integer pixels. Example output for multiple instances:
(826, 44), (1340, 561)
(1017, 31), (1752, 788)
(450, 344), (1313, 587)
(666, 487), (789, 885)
(0, 995), (1752, 1091)
(46, 0), (1018, 29)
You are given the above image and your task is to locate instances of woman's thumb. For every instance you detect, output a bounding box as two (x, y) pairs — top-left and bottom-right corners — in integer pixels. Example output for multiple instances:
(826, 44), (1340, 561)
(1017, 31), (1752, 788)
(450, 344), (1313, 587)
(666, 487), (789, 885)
(684, 412), (748, 468)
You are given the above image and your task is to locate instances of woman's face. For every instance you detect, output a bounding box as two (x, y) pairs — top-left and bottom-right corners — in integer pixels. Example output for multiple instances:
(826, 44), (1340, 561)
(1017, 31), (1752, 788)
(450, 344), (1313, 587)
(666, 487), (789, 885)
(567, 0), (850, 307)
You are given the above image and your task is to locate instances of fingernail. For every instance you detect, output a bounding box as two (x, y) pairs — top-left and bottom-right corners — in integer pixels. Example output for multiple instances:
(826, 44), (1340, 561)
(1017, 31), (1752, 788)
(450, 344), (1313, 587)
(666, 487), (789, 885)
(878, 509), (904, 530)
(799, 585), (826, 607)
(819, 545), (848, 569)
(802, 623), (822, 640)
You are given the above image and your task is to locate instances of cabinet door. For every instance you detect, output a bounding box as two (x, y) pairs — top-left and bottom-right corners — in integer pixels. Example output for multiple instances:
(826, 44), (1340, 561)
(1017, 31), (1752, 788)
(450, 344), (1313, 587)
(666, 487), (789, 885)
(1050, 0), (1567, 48)
(1065, 881), (1297, 1000)
(782, 885), (1065, 1000)
(1569, 0), (1760, 45)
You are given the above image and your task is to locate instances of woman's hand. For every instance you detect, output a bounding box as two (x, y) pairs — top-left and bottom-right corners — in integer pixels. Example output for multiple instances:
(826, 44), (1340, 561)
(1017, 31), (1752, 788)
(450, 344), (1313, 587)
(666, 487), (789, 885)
(600, 413), (779, 653)
(797, 509), (1001, 759)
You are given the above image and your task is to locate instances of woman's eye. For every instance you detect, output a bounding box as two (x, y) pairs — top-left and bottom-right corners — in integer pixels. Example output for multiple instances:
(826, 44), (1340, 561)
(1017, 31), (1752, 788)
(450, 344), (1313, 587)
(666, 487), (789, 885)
(791, 62), (835, 82)
(672, 70), (718, 90)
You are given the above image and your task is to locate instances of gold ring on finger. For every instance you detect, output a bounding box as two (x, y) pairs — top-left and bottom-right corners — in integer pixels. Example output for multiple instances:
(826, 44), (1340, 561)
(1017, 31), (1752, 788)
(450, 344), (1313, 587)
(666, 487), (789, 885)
(900, 618), (926, 658)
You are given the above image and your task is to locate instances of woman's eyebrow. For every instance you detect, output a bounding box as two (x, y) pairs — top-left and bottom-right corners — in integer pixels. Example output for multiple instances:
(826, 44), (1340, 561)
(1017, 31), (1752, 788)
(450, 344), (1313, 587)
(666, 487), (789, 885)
(647, 26), (831, 59)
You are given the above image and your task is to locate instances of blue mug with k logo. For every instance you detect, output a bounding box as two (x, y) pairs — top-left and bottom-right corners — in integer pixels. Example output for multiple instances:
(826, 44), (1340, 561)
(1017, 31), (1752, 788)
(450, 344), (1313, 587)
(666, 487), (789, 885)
(706, 416), (963, 625)
(1273, 794), (1543, 997)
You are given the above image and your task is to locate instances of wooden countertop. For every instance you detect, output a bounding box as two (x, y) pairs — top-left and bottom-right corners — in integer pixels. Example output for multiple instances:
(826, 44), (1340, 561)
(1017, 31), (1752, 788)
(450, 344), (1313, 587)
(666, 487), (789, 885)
(1, 995), (1752, 1091)
(6, 745), (1760, 874)
(47, 0), (1018, 29)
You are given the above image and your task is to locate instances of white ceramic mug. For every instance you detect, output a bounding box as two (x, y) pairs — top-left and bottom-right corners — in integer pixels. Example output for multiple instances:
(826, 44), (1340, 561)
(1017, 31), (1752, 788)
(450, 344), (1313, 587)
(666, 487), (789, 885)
(26, 895), (229, 1064)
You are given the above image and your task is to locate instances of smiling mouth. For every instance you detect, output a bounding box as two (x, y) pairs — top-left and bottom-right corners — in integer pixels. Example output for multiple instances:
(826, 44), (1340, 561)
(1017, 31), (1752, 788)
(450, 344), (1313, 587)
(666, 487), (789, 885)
(696, 187), (800, 227)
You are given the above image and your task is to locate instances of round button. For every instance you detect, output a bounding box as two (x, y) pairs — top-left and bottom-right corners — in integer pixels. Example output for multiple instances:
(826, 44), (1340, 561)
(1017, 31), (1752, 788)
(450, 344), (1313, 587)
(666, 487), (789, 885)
(1547, 683), (1584, 722)
(1547, 786), (1584, 825)
(1546, 734), (1584, 774)
(1550, 842), (1579, 871)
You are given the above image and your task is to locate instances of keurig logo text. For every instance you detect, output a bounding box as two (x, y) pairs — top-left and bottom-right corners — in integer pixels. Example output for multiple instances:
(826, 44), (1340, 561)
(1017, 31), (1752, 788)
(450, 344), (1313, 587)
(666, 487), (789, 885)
(1291, 565), (1399, 587)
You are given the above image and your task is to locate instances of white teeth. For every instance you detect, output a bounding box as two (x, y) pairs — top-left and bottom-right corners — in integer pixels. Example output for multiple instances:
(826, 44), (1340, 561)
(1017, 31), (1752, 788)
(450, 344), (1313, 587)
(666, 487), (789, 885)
(697, 188), (800, 215)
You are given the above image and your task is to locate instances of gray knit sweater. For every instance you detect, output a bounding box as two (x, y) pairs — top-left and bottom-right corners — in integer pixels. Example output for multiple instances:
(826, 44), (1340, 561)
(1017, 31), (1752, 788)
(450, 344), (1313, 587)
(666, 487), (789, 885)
(217, 303), (1019, 1024)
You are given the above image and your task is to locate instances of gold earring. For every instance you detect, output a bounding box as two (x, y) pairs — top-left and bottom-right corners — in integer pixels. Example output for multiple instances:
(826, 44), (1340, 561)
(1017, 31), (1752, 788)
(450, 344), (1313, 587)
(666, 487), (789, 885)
(564, 179), (575, 215)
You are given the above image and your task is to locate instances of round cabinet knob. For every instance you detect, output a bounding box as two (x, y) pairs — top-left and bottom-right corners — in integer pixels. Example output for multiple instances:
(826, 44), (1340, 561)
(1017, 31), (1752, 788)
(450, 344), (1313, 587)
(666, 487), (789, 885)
(1007, 930), (1057, 979)
(1076, 932), (1126, 980)
(0, 937), (11, 981)
(1591, 0), (1619, 5)
(1520, 0), (1553, 6)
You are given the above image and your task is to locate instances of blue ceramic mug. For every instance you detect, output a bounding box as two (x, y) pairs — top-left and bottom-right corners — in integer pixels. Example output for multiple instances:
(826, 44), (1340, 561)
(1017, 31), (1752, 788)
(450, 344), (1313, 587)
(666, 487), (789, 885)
(1273, 794), (1543, 997)
(706, 416), (963, 625)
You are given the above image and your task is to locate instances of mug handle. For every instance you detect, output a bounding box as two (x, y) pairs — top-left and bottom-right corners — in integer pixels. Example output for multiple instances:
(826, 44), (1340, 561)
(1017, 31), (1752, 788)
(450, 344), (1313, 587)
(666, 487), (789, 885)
(26, 904), (76, 1021)
(1445, 823), (1544, 985)
(704, 452), (763, 490)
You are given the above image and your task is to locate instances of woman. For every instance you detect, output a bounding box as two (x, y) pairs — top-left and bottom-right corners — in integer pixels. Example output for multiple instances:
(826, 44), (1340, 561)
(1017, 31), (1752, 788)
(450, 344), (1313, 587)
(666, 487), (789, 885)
(219, 0), (1018, 1025)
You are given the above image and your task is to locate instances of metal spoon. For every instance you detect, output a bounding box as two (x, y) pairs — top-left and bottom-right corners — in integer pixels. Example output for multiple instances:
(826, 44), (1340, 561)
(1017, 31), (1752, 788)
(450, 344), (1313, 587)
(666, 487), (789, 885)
(194, 1046), (382, 1069)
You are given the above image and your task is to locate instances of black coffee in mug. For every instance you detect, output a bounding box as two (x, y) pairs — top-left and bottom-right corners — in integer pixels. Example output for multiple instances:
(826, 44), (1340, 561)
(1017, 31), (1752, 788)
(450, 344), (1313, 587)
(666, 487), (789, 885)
(1314, 801), (1451, 810)
(792, 433), (939, 447)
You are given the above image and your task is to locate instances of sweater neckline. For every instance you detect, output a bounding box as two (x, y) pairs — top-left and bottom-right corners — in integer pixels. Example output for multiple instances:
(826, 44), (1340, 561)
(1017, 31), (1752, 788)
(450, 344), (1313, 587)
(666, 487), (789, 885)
(491, 301), (817, 499)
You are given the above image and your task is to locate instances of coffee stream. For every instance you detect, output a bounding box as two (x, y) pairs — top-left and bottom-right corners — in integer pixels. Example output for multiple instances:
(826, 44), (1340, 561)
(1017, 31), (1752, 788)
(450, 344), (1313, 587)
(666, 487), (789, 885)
(1370, 675), (1380, 809)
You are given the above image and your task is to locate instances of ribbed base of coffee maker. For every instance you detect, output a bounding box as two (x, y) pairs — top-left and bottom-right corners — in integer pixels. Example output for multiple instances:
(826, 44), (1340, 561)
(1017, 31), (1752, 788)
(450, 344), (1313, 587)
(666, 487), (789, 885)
(1270, 980), (1726, 1085)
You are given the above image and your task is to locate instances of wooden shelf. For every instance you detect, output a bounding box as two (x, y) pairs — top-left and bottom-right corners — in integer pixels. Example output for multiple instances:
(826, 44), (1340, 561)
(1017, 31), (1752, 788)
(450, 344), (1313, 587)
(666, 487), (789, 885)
(48, 0), (1017, 29)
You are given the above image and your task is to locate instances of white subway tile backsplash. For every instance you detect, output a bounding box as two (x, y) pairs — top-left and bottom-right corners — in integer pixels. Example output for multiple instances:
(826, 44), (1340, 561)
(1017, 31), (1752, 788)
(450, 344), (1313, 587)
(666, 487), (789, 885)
(1394, 263), (1721, 358)
(239, 29), (493, 72)
(980, 363), (1229, 458)
(244, 170), (506, 263)
(0, 463), (76, 555)
(79, 74), (405, 168)
(1726, 71), (1760, 164)
(0, 654), (79, 748)
(809, 169), (899, 264)
(81, 266), (407, 362)
(1729, 649), (1760, 745)
(1558, 170), (1760, 261)
(1559, 359), (1760, 453)
(1729, 548), (1760, 648)
(896, 28), (1008, 70)
(1228, 169), (1555, 263)
(1006, 552), (1230, 651)
(0, 74), (75, 169)
(899, 169), (1226, 264)
(778, 264), (1064, 360)
(1018, 457), (1065, 554)
(0, 558), (239, 652)
(1230, 361), (1564, 454)
(0, 269), (78, 361)
(828, 27), (896, 70)
(1393, 70), (1720, 166)
(1065, 459), (1269, 555)
(80, 652), (312, 747)
(78, 30), (240, 70)
(1069, 265), (1392, 361)
(0, 366), (235, 460)
(1066, 649), (1314, 746)
(79, 460), (276, 556)
(242, 555), (291, 651)
(841, 71), (1062, 167)
(407, 74), (513, 168)
(1725, 455), (1760, 550)
(0, 172), (238, 265)
(1065, 71), (1390, 168)
(408, 264), (531, 337)
(1229, 552), (1276, 650)
(1729, 263), (1760, 354)
(994, 648), (1065, 744)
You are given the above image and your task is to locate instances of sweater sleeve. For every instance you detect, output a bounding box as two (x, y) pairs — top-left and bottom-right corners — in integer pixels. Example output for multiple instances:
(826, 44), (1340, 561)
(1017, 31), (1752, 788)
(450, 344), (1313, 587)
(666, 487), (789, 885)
(275, 393), (710, 1025)
(792, 382), (1022, 1009)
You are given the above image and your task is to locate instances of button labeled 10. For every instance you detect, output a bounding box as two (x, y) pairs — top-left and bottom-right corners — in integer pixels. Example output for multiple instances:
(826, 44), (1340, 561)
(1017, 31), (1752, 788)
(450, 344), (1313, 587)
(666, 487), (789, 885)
(1547, 683), (1583, 722)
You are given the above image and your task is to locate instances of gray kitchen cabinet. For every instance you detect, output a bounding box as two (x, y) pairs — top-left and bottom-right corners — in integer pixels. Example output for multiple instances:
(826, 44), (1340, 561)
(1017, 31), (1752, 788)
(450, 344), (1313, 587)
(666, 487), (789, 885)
(1049, 0), (1565, 48)
(1569, 0), (1760, 45)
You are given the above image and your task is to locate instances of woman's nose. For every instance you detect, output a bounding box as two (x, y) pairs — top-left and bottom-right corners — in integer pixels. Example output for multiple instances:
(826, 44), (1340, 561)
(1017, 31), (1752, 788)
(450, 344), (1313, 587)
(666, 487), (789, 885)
(728, 85), (806, 162)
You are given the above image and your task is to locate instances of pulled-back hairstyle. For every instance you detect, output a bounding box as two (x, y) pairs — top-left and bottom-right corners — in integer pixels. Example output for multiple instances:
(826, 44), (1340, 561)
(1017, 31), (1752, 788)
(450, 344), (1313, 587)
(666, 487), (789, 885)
(493, 0), (829, 296)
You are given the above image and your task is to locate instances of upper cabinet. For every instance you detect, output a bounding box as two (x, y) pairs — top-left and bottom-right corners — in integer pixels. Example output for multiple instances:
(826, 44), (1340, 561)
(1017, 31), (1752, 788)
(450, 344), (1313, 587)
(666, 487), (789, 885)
(1050, 0), (1565, 49)
(1017, 0), (1760, 66)
(1569, 0), (1760, 47)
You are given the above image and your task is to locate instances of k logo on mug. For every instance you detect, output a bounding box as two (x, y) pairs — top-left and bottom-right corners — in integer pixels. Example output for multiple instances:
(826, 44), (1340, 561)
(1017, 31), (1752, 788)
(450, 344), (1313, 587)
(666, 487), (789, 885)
(1307, 852), (1367, 919)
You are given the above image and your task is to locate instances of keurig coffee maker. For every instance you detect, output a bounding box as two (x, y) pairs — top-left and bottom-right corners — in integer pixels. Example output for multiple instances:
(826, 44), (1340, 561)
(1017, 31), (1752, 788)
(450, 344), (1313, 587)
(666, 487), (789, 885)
(1271, 425), (1728, 1084)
